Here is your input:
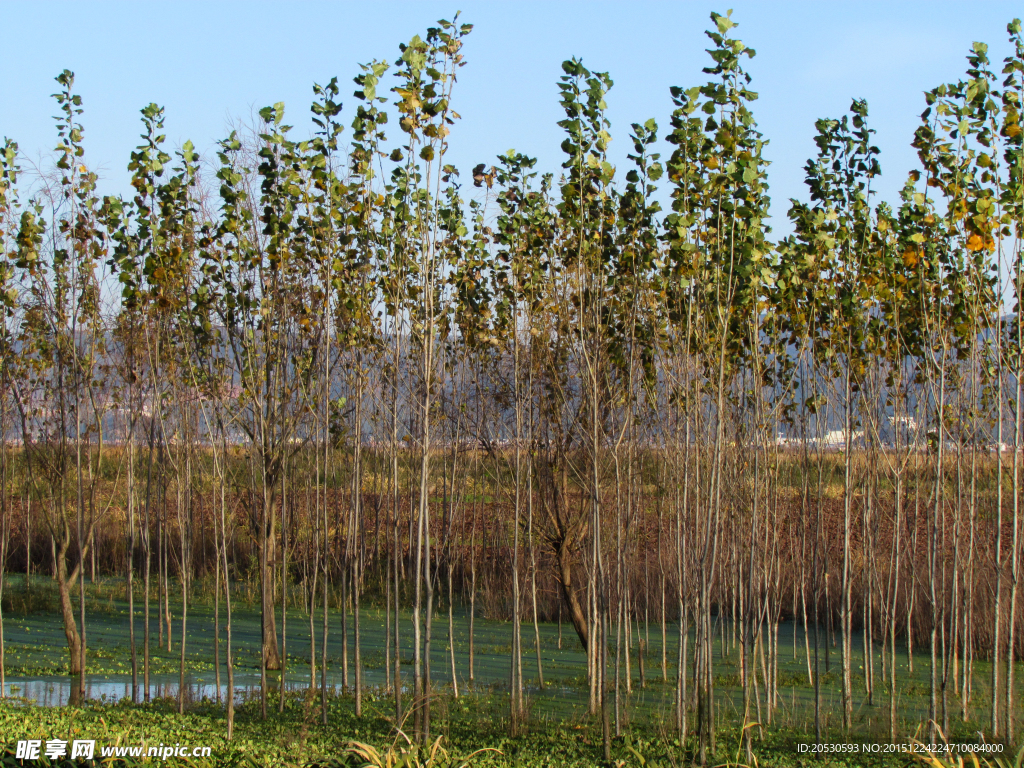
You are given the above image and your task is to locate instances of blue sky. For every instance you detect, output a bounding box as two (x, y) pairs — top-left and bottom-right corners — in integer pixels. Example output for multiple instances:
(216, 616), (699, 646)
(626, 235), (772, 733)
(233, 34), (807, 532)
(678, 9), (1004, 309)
(2, 2), (1021, 233)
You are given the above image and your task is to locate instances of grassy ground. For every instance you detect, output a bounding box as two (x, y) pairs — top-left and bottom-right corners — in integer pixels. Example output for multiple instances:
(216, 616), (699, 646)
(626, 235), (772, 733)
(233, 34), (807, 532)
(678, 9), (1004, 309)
(1, 691), (952, 767)
(0, 575), (1014, 765)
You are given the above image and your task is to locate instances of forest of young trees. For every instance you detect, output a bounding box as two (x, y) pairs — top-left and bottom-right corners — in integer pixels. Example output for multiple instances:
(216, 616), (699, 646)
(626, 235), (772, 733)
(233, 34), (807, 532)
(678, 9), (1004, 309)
(1, 10), (1024, 764)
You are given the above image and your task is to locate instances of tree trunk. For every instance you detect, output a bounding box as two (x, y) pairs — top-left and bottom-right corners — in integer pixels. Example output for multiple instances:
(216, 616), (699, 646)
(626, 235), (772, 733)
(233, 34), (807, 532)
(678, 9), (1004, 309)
(555, 537), (588, 650)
